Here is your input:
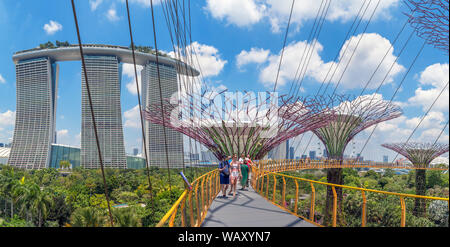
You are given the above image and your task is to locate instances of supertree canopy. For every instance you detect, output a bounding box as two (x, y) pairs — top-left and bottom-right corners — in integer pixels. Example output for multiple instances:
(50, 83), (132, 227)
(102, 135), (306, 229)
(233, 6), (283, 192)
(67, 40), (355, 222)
(381, 142), (449, 167)
(382, 142), (449, 217)
(282, 94), (403, 226)
(404, 0), (449, 53)
(142, 90), (334, 160)
(311, 94), (403, 160)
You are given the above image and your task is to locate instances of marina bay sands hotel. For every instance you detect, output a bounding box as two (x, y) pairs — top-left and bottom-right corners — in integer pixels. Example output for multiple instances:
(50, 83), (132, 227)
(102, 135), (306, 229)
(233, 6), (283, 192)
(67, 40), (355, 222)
(8, 44), (199, 169)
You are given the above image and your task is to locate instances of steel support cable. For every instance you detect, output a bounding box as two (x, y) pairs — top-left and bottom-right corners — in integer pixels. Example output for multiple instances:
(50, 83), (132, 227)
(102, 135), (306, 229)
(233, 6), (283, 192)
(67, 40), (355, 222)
(431, 120), (449, 147)
(125, 0), (155, 207)
(160, 0), (205, 176)
(287, 0), (327, 96)
(150, 0), (173, 195)
(70, 0), (114, 226)
(333, 1), (426, 147)
(329, 25), (417, 157)
(314, 0), (370, 97)
(290, 0), (368, 157)
(389, 80), (449, 163)
(290, 0), (332, 98)
(329, 0), (382, 97)
(315, 0), (373, 97)
(273, 0), (296, 92)
(355, 41), (428, 159)
(300, 0), (381, 158)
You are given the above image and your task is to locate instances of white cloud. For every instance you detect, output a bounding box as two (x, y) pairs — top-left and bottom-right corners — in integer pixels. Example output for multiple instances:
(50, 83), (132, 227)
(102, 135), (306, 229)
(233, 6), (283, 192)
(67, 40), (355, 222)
(408, 63), (449, 112)
(205, 0), (266, 27)
(57, 129), (69, 137)
(123, 105), (140, 129)
(204, 0), (399, 32)
(0, 110), (15, 127)
(43, 20), (62, 35)
(257, 33), (404, 89)
(123, 63), (143, 95)
(89, 0), (103, 11)
(169, 42), (227, 78)
(236, 48), (270, 69)
(106, 5), (120, 22)
(0, 74), (5, 84)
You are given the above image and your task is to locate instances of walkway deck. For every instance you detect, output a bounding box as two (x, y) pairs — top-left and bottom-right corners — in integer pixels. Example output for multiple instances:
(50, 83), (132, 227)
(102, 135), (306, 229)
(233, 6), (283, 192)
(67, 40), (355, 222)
(202, 187), (316, 227)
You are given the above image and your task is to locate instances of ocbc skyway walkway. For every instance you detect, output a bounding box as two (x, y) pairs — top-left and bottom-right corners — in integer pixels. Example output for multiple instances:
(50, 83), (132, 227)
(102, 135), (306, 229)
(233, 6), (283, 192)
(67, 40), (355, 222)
(202, 187), (316, 227)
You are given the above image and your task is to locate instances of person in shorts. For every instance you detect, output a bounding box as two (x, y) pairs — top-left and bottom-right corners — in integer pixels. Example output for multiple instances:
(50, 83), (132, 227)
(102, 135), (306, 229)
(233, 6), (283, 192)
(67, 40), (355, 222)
(218, 156), (231, 198)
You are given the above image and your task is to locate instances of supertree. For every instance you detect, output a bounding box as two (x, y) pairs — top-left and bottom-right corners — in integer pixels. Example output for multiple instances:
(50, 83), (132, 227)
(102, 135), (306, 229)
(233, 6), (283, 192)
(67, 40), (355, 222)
(284, 94), (403, 226)
(142, 90), (335, 161)
(381, 142), (449, 217)
(404, 0), (449, 54)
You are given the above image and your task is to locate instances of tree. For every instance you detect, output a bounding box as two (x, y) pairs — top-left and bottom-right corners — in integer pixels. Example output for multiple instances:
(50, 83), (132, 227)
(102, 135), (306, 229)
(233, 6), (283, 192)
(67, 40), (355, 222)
(28, 185), (54, 227)
(70, 207), (105, 227)
(111, 207), (141, 227)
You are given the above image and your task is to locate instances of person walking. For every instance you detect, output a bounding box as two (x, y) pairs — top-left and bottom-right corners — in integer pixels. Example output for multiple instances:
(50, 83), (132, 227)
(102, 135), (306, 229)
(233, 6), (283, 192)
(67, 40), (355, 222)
(229, 154), (241, 198)
(218, 156), (230, 198)
(239, 154), (249, 191)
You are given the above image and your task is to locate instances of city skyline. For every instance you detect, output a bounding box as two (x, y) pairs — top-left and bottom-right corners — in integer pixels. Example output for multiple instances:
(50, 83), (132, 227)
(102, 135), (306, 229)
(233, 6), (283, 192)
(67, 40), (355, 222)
(0, 0), (448, 163)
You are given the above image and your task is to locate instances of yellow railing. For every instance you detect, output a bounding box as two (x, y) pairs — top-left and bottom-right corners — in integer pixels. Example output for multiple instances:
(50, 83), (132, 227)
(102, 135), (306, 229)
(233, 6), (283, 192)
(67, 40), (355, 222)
(156, 169), (220, 227)
(257, 159), (448, 172)
(251, 161), (449, 227)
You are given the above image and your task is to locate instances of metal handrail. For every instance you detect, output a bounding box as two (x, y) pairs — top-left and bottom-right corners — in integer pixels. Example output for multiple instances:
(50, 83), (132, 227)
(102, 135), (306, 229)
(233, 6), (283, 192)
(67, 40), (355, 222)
(253, 160), (449, 227)
(156, 169), (219, 227)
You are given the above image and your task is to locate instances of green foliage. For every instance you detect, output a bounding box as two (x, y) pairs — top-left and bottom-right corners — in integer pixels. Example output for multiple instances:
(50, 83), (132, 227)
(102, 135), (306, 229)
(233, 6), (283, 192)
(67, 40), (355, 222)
(70, 207), (105, 227)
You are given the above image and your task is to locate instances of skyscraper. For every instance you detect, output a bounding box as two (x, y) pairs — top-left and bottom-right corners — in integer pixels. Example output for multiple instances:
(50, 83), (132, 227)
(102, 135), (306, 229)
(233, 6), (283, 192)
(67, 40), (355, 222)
(81, 55), (126, 169)
(142, 62), (184, 169)
(383, 155), (388, 163)
(8, 57), (59, 169)
(133, 148), (139, 156)
(289, 146), (294, 159)
(10, 44), (198, 169)
(309, 151), (316, 160)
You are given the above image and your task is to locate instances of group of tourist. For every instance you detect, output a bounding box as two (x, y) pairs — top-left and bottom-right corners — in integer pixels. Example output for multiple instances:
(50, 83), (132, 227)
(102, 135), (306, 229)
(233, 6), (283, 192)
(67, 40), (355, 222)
(218, 154), (254, 199)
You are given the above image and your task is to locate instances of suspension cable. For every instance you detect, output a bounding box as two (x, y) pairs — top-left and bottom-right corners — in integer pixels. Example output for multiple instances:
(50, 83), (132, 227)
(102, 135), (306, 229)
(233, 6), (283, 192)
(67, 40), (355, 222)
(70, 0), (114, 226)
(150, 0), (172, 195)
(125, 0), (155, 210)
(273, 0), (296, 92)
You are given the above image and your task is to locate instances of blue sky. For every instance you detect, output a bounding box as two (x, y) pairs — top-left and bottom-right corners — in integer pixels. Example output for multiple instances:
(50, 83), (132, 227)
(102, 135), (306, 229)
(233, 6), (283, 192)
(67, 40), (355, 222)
(0, 0), (448, 162)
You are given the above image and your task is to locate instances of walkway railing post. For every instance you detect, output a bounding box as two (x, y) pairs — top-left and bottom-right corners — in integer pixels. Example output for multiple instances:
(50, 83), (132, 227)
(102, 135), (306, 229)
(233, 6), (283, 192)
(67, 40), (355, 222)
(266, 174), (270, 198)
(189, 190), (194, 227)
(332, 186), (337, 227)
(180, 196), (187, 227)
(400, 196), (406, 227)
(362, 190), (367, 227)
(310, 182), (315, 222)
(294, 180), (299, 215)
(272, 175), (277, 202)
(282, 177), (286, 207)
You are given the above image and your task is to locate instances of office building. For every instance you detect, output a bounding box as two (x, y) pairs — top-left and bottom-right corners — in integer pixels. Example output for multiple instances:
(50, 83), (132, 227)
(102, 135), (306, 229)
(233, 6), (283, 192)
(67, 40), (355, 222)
(8, 57), (58, 169)
(142, 62), (185, 169)
(383, 155), (388, 163)
(309, 151), (316, 160)
(81, 55), (127, 169)
(133, 148), (139, 156)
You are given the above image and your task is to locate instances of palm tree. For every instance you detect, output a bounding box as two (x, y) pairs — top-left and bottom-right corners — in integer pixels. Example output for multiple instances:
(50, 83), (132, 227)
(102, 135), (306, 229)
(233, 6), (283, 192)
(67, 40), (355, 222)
(70, 207), (106, 227)
(111, 207), (141, 227)
(28, 184), (53, 227)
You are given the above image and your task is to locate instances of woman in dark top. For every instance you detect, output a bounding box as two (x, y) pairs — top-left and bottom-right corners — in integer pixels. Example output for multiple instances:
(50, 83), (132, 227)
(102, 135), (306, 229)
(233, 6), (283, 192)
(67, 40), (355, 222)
(218, 156), (231, 198)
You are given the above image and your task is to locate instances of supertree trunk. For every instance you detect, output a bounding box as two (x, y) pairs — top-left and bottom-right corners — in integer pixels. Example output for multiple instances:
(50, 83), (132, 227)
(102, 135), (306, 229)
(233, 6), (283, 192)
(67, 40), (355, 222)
(414, 169), (427, 217)
(324, 158), (345, 227)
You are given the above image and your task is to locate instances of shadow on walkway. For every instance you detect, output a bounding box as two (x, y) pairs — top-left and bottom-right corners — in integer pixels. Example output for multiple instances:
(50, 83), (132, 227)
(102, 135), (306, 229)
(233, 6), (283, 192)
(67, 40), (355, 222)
(202, 187), (316, 227)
